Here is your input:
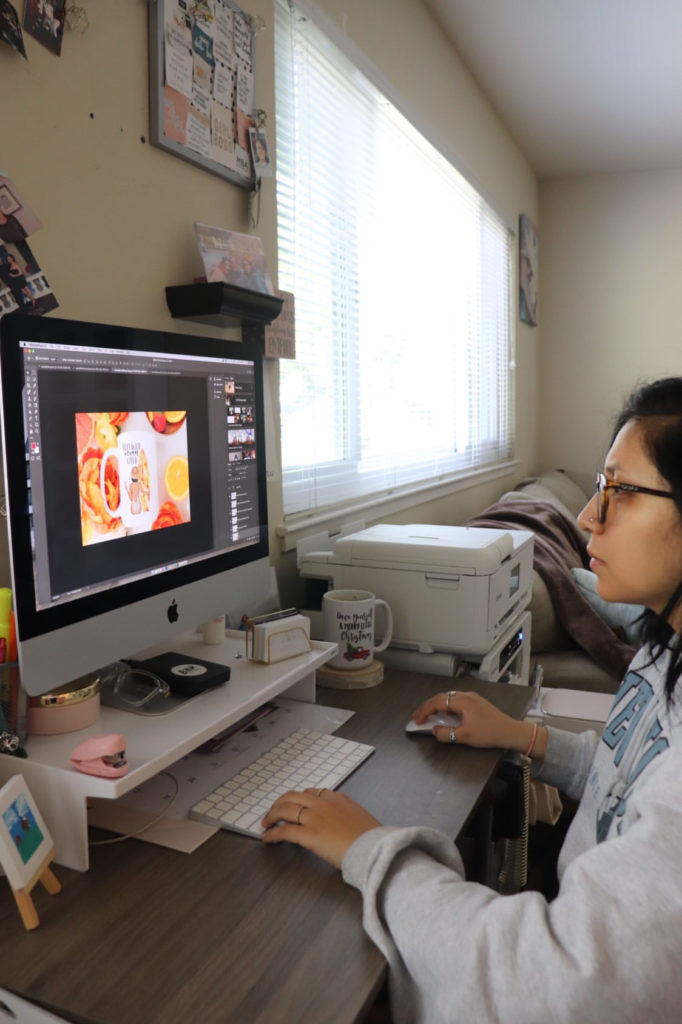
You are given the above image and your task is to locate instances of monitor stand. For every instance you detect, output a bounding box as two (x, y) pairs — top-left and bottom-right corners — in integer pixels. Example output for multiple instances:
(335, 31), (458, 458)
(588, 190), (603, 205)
(0, 630), (336, 871)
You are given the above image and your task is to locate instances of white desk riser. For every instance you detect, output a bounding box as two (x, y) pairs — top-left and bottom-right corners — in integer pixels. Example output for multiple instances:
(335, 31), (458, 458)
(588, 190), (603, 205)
(0, 630), (337, 871)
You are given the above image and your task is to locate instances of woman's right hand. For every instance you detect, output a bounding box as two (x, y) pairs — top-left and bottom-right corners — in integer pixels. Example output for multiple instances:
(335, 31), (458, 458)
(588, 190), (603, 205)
(411, 688), (535, 753)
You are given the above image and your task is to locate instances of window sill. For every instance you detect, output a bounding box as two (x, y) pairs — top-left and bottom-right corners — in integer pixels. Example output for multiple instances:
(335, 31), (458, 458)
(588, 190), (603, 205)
(276, 460), (520, 552)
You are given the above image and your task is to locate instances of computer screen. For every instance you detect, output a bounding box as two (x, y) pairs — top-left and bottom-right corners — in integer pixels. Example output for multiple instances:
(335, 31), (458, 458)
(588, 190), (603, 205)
(0, 314), (269, 696)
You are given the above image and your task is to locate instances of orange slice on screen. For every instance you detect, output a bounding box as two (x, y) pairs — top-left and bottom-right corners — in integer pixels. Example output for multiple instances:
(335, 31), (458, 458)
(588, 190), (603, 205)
(165, 411), (186, 423)
(164, 455), (189, 502)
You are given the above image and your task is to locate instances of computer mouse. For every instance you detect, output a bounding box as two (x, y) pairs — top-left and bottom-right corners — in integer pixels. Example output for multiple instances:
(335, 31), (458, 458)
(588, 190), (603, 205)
(405, 711), (462, 734)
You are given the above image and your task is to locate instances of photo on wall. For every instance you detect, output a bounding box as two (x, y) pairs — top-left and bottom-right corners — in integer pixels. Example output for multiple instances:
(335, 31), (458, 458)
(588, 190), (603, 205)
(0, 241), (58, 319)
(22, 0), (66, 56)
(0, 174), (43, 242)
(0, 0), (27, 58)
(519, 213), (539, 326)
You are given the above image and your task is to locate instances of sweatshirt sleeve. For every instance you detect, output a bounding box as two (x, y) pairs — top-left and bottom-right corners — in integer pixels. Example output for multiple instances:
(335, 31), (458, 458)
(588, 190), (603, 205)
(534, 725), (600, 801)
(342, 747), (682, 1024)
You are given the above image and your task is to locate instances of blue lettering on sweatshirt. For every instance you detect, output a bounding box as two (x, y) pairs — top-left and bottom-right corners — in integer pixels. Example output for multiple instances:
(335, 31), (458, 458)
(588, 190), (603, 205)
(594, 669), (669, 842)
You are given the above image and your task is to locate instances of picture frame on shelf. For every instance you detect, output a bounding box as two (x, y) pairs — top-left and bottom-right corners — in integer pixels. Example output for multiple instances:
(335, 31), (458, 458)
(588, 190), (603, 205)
(0, 773), (61, 930)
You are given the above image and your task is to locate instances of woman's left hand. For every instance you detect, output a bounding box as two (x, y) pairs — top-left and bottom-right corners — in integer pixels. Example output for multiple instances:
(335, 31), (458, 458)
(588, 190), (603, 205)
(261, 788), (381, 869)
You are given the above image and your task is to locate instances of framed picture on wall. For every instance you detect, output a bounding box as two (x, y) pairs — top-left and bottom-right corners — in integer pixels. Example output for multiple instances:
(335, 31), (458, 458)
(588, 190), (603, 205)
(519, 213), (539, 326)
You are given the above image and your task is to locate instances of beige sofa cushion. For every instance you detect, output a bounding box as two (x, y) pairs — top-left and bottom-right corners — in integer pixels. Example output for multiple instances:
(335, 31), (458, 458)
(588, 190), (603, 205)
(521, 470), (590, 518)
(499, 485), (576, 524)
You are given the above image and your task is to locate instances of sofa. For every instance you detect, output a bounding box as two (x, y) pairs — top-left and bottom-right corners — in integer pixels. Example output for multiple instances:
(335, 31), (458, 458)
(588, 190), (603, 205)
(468, 470), (642, 693)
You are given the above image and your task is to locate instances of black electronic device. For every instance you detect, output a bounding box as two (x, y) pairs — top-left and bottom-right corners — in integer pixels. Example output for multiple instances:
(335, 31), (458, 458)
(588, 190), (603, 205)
(128, 652), (231, 698)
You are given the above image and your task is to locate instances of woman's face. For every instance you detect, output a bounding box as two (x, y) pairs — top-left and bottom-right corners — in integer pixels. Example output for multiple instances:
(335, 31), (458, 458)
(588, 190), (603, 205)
(577, 418), (682, 623)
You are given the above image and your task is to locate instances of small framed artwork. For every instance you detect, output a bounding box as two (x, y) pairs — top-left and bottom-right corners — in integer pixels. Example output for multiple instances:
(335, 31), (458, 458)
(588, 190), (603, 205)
(519, 213), (539, 326)
(0, 774), (51, 889)
(0, 774), (61, 929)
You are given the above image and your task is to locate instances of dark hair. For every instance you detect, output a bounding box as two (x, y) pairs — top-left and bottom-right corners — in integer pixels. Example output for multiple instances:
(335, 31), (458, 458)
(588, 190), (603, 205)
(613, 377), (682, 700)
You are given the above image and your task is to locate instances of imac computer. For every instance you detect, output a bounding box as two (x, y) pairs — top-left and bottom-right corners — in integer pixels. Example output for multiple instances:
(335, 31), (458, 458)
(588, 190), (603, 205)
(0, 313), (269, 697)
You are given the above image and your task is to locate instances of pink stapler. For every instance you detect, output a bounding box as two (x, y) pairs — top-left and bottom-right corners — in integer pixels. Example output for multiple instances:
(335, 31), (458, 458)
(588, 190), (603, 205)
(70, 733), (129, 778)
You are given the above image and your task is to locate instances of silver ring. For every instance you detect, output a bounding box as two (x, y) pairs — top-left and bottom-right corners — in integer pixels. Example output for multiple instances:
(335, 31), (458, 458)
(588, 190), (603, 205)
(317, 788), (328, 797)
(445, 690), (456, 712)
(449, 726), (457, 744)
(296, 805), (304, 825)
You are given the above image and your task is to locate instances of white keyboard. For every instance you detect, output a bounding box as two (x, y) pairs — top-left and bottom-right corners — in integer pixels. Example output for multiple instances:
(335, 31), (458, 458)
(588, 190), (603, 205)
(189, 728), (375, 838)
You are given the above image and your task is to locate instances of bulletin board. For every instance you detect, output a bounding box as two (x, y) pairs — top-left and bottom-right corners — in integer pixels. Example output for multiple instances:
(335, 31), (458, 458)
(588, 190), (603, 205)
(148, 0), (257, 189)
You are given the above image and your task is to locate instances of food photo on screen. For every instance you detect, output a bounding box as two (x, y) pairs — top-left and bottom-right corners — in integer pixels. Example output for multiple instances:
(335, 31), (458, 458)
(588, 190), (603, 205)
(76, 410), (191, 546)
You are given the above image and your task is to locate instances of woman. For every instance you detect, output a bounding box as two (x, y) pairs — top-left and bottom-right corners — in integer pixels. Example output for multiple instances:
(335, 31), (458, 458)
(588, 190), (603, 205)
(262, 377), (682, 1024)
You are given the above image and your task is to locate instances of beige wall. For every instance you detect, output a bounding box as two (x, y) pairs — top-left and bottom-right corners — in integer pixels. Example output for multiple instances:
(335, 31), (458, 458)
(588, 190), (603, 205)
(539, 169), (682, 493)
(0, 0), (539, 605)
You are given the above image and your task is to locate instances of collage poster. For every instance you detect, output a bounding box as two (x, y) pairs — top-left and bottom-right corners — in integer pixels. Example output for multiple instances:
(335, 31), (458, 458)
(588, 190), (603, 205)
(160, 0), (255, 182)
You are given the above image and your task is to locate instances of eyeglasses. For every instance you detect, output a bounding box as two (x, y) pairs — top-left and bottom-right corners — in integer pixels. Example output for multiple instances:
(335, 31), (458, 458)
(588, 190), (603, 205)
(595, 471), (675, 524)
(99, 661), (170, 708)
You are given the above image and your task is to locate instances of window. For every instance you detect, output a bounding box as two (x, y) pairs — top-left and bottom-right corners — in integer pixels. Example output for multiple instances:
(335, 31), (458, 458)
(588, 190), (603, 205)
(274, 0), (514, 522)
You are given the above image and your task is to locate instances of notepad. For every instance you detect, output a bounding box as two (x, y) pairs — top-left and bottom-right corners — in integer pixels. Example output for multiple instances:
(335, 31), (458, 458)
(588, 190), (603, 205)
(540, 688), (613, 723)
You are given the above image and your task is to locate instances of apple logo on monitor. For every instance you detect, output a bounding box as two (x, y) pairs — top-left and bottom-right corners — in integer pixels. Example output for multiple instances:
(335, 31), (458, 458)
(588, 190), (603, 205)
(167, 600), (179, 624)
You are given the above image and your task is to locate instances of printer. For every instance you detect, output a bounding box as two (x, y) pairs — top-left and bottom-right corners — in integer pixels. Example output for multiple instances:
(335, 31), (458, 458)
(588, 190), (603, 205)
(298, 522), (534, 665)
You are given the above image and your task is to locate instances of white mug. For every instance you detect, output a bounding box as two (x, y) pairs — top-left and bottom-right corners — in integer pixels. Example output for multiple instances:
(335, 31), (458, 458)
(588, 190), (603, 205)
(322, 589), (393, 671)
(201, 617), (226, 645)
(100, 430), (158, 531)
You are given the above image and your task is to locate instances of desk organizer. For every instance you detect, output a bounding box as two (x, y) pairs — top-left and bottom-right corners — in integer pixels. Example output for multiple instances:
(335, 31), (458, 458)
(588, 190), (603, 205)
(246, 614), (311, 664)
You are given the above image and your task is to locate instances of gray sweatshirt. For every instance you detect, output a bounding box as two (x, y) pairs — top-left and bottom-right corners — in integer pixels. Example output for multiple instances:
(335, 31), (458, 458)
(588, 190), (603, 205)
(342, 646), (682, 1023)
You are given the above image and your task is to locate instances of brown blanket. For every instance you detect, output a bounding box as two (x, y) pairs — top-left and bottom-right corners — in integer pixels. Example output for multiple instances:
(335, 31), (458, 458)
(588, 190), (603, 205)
(465, 498), (635, 680)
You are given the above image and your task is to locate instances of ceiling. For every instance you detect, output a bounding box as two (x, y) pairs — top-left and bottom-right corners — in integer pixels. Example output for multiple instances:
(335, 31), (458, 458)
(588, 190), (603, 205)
(423, 0), (682, 177)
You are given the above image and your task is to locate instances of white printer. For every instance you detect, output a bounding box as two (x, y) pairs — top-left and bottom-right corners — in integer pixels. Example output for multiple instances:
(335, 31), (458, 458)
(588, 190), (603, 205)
(298, 522), (534, 658)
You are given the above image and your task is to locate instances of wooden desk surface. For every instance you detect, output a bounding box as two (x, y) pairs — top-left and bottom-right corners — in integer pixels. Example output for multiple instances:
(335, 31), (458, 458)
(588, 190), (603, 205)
(0, 673), (530, 1024)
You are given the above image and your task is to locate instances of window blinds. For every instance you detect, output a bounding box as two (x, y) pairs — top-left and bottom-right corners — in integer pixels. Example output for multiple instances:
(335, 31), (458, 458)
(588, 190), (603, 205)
(274, 0), (514, 519)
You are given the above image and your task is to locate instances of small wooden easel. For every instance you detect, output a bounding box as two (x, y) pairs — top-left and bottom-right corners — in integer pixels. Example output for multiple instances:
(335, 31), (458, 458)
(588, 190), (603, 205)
(10, 846), (61, 931)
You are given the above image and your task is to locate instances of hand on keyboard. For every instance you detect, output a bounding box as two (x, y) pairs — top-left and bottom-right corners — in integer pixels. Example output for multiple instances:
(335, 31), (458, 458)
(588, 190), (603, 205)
(189, 729), (374, 839)
(261, 786), (382, 870)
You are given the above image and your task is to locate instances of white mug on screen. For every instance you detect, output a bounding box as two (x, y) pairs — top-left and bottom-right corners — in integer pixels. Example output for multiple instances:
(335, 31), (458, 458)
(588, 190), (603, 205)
(100, 430), (157, 531)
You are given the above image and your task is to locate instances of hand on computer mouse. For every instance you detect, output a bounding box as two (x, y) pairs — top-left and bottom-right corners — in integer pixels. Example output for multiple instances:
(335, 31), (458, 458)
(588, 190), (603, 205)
(411, 689), (530, 750)
(405, 711), (462, 735)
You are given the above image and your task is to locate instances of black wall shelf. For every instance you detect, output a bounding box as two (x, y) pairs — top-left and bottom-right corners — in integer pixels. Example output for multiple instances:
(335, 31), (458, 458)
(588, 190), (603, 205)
(165, 282), (284, 329)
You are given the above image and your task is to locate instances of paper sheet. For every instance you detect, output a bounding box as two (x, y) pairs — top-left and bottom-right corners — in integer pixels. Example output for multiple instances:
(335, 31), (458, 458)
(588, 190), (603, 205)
(539, 688), (614, 722)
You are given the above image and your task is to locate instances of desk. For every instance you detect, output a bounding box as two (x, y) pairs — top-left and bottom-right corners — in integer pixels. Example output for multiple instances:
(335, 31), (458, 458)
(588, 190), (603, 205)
(0, 672), (531, 1024)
